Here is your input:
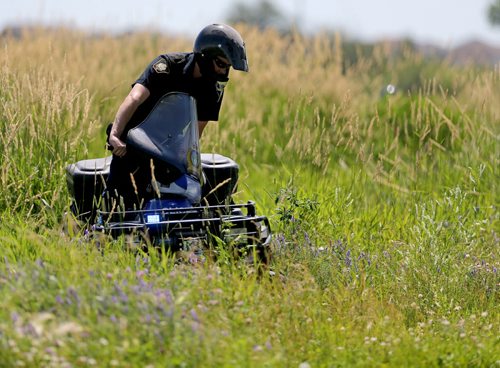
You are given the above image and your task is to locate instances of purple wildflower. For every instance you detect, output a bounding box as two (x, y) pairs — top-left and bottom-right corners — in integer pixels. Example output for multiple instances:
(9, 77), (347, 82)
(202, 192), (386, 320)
(345, 249), (352, 268)
(10, 312), (19, 323)
(23, 323), (38, 337)
(190, 308), (200, 323)
(67, 286), (80, 306)
(35, 259), (44, 268)
(163, 290), (173, 305)
(304, 232), (311, 246)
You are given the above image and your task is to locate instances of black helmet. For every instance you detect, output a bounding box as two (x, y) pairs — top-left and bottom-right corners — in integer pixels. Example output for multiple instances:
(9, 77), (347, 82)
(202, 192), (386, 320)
(194, 24), (249, 72)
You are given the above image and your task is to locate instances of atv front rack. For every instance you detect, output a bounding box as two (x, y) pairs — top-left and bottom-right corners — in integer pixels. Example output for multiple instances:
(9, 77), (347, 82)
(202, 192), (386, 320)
(94, 201), (271, 252)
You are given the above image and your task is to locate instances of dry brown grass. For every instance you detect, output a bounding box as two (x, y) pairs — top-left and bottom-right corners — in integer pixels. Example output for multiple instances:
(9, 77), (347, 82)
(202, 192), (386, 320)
(0, 25), (498, 210)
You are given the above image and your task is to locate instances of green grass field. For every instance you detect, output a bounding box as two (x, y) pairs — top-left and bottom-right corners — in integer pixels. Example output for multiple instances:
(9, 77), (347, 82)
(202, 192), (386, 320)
(0, 26), (498, 367)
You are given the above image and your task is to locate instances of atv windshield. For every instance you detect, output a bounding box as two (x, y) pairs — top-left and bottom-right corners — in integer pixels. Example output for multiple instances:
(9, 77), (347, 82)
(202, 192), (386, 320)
(126, 92), (201, 180)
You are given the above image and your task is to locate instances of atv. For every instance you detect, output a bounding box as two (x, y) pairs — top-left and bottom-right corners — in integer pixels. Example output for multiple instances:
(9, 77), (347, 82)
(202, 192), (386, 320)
(66, 92), (271, 262)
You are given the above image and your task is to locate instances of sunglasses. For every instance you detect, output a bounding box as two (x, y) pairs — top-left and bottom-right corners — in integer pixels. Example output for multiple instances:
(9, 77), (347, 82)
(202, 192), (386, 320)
(213, 57), (231, 69)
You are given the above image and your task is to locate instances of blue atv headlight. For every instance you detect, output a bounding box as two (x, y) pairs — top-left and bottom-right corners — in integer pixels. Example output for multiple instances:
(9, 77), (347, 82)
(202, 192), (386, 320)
(143, 198), (191, 232)
(146, 214), (161, 224)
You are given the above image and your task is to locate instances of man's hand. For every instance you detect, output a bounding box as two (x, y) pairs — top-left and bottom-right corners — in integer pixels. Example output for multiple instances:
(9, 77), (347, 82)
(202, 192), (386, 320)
(109, 134), (127, 157)
(108, 83), (151, 157)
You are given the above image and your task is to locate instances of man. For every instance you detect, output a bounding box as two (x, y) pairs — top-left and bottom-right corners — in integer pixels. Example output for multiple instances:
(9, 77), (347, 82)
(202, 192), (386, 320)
(105, 24), (248, 210)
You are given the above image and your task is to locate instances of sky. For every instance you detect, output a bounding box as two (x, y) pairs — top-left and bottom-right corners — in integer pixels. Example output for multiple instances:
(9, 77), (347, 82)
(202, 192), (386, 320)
(1, 0), (500, 48)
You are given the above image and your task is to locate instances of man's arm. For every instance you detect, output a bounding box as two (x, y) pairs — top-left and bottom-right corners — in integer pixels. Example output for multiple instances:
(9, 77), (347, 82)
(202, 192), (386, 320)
(198, 121), (209, 138)
(108, 83), (150, 157)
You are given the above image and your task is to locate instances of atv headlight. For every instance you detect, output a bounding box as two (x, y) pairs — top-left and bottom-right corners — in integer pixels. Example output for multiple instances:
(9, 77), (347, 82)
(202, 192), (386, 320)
(146, 214), (161, 224)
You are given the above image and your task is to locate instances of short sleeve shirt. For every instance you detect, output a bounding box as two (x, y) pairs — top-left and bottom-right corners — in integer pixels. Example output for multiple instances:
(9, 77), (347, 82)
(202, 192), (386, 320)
(122, 52), (225, 138)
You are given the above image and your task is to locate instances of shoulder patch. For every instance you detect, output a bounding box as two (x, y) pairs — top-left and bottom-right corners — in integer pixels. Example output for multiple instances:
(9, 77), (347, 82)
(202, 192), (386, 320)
(153, 59), (170, 74)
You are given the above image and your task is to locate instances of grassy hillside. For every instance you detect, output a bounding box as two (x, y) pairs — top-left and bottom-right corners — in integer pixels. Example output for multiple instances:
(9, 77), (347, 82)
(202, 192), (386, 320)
(0, 26), (498, 367)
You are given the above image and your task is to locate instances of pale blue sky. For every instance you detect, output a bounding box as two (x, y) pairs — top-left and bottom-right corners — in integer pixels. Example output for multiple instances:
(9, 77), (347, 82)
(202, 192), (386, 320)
(2, 0), (499, 47)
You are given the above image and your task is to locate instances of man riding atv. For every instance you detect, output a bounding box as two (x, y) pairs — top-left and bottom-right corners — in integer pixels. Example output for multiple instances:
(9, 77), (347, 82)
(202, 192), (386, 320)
(106, 23), (249, 211)
(66, 25), (271, 260)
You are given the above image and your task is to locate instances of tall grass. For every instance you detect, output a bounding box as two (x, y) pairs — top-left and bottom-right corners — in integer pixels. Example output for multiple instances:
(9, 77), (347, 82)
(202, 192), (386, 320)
(0, 26), (498, 367)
